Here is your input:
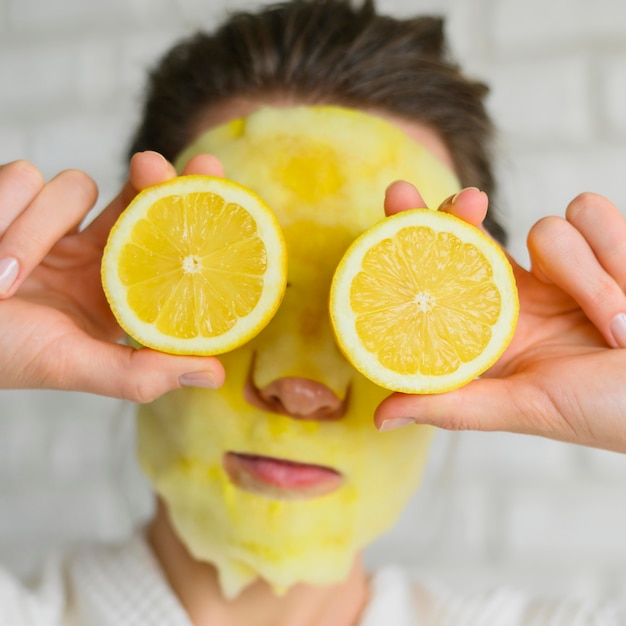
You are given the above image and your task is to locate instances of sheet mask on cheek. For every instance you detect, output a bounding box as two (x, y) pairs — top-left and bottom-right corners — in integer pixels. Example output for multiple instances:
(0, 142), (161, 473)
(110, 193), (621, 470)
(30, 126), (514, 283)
(136, 106), (461, 598)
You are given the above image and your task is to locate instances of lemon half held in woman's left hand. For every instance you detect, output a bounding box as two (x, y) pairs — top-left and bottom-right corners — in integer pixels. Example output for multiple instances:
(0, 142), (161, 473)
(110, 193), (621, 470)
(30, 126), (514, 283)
(329, 208), (519, 394)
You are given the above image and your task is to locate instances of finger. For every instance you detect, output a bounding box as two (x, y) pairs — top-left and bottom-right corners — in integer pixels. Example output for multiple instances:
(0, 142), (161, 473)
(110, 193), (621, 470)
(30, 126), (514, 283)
(82, 151), (178, 245)
(565, 193), (626, 291)
(0, 160), (45, 233)
(0, 169), (98, 298)
(384, 180), (428, 216)
(129, 150), (178, 190)
(439, 187), (489, 229)
(180, 153), (225, 177)
(374, 377), (543, 437)
(55, 339), (226, 402)
(527, 215), (626, 348)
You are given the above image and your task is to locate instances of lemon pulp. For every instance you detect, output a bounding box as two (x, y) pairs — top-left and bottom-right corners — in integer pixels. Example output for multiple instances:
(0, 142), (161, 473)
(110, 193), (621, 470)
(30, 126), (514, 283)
(351, 225), (501, 376)
(119, 192), (267, 339)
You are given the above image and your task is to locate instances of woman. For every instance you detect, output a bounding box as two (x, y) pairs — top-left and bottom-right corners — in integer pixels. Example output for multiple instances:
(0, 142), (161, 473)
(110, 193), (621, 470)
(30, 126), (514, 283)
(1, 1), (625, 623)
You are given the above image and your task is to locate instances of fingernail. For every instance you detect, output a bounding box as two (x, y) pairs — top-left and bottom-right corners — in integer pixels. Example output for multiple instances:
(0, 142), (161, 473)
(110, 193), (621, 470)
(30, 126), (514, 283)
(440, 187), (480, 210)
(179, 371), (220, 389)
(610, 312), (626, 348)
(0, 257), (19, 295)
(378, 416), (416, 432)
(439, 193), (457, 209)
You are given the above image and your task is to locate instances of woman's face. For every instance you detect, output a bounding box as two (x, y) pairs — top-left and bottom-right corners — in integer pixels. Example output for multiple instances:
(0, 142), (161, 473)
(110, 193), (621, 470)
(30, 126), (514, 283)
(136, 105), (460, 598)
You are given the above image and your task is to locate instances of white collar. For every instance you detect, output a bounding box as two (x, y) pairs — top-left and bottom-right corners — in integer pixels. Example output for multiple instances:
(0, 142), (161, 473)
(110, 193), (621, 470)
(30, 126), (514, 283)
(360, 566), (421, 626)
(68, 532), (191, 626)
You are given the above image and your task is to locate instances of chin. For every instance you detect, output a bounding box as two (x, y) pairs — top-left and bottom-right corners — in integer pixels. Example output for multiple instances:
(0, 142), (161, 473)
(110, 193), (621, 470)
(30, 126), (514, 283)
(144, 453), (424, 598)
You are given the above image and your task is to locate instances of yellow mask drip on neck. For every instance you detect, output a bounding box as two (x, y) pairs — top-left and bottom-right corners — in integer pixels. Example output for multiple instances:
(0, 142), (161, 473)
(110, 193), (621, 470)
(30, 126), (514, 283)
(138, 105), (459, 598)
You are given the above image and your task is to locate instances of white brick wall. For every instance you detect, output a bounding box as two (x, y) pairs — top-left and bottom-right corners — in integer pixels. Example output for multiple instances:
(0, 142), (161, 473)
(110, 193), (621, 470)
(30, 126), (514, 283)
(1, 0), (626, 604)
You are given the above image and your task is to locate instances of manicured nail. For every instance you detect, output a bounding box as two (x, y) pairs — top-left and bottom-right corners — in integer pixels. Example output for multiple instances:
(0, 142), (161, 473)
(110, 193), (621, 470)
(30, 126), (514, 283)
(440, 187), (480, 209)
(610, 312), (626, 348)
(378, 416), (416, 432)
(179, 371), (220, 389)
(0, 257), (19, 295)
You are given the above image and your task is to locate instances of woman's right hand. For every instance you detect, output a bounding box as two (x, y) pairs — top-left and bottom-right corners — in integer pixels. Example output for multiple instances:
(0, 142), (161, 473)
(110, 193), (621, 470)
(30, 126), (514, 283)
(0, 151), (225, 402)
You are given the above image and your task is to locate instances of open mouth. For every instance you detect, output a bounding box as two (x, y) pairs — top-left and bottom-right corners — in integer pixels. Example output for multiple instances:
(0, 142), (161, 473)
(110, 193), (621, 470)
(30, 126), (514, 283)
(223, 452), (344, 500)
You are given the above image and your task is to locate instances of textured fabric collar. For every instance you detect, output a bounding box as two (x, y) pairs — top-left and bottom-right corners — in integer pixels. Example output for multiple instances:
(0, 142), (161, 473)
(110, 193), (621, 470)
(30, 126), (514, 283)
(68, 532), (191, 626)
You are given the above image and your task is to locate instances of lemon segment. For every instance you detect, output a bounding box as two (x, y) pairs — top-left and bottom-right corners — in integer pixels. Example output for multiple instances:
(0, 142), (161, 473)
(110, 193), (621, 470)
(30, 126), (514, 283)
(329, 209), (518, 393)
(101, 175), (287, 355)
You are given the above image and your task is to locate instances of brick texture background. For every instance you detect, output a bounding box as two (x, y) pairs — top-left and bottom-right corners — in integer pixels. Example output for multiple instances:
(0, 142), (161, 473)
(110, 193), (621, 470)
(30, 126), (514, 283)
(1, 0), (626, 605)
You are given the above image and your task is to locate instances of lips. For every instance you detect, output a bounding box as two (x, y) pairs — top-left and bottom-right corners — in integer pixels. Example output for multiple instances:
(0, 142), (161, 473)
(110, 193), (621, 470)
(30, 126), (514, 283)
(223, 452), (344, 500)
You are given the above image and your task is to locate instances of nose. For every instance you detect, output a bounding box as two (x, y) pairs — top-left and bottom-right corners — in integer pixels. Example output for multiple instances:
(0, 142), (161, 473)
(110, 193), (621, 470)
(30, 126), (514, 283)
(245, 377), (348, 421)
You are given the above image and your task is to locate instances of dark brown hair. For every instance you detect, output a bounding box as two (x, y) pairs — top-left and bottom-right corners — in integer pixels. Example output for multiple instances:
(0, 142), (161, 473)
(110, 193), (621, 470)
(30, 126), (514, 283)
(128, 0), (506, 241)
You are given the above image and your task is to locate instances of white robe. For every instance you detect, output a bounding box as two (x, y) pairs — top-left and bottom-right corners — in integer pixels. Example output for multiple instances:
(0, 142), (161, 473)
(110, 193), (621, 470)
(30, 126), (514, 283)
(0, 532), (622, 626)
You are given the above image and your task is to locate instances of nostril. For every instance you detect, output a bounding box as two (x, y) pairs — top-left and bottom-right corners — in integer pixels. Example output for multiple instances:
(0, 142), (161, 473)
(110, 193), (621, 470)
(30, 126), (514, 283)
(264, 393), (285, 413)
(246, 376), (349, 421)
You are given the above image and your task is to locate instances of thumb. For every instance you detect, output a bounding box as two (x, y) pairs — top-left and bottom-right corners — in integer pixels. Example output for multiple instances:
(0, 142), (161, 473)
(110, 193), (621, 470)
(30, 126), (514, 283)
(383, 180), (428, 216)
(374, 377), (533, 435)
(65, 339), (226, 403)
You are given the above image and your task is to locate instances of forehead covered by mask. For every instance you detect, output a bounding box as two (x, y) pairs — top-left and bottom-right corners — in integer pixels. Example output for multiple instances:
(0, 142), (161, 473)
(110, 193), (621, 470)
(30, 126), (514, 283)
(137, 106), (460, 598)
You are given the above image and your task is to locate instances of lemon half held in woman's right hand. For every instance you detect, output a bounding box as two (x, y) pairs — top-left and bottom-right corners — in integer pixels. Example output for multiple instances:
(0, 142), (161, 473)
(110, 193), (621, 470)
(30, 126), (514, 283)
(101, 175), (287, 356)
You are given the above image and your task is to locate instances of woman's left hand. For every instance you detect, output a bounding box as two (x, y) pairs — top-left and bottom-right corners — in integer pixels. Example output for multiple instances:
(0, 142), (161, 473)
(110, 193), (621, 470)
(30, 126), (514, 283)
(376, 184), (626, 453)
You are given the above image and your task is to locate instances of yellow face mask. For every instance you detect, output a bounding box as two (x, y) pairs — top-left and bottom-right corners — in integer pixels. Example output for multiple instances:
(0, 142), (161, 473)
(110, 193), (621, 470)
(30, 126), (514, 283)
(137, 106), (460, 598)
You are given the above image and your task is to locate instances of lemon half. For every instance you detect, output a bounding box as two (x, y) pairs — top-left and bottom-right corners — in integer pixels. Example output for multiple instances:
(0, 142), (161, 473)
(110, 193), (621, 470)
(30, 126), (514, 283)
(329, 209), (518, 393)
(102, 175), (287, 355)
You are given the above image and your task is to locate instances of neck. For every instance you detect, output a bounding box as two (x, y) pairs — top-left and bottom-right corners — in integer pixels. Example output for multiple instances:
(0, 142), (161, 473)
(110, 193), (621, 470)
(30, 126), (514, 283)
(148, 502), (370, 626)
